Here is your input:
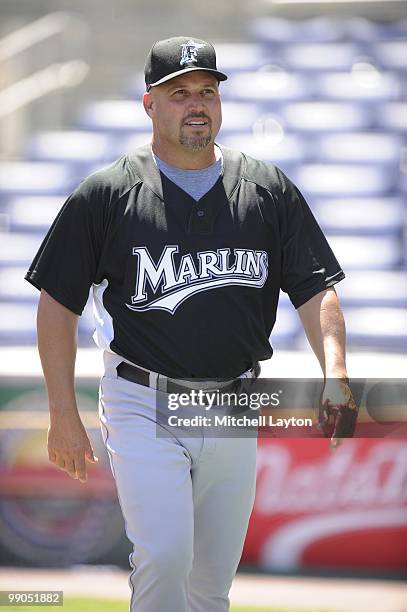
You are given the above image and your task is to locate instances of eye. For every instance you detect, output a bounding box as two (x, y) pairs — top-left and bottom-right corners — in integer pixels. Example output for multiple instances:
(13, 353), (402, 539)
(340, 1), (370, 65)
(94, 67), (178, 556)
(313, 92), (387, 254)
(202, 88), (216, 96)
(171, 89), (187, 97)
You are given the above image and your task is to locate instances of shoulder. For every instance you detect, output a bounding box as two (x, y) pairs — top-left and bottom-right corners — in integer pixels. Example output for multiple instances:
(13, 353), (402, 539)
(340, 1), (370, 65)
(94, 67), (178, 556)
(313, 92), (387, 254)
(218, 144), (290, 198)
(73, 147), (147, 204)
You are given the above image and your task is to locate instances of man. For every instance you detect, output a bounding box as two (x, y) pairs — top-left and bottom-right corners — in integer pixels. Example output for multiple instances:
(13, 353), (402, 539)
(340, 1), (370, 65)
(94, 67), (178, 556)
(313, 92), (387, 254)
(26, 36), (357, 612)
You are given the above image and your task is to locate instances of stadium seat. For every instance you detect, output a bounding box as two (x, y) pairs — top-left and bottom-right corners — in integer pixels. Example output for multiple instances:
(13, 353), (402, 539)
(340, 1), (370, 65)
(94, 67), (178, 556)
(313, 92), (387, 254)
(376, 103), (407, 131)
(217, 102), (264, 132)
(250, 17), (345, 44)
(326, 236), (403, 270)
(373, 41), (407, 69)
(212, 43), (268, 73)
(294, 164), (396, 196)
(0, 267), (38, 301)
(8, 196), (65, 232)
(115, 133), (153, 158)
(347, 17), (407, 42)
(345, 307), (407, 349)
(27, 131), (115, 165)
(312, 197), (405, 235)
(0, 162), (74, 195)
(224, 70), (313, 102)
(314, 133), (402, 164)
(282, 42), (362, 71)
(317, 71), (400, 101)
(0, 301), (95, 345)
(220, 132), (306, 165)
(281, 102), (372, 132)
(0, 233), (44, 267)
(79, 100), (151, 132)
(337, 271), (407, 307)
(0, 303), (39, 344)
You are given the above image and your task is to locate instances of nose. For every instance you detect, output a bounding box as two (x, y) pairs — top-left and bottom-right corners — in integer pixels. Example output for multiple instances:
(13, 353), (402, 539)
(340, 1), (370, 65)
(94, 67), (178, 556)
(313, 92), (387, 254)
(187, 92), (207, 113)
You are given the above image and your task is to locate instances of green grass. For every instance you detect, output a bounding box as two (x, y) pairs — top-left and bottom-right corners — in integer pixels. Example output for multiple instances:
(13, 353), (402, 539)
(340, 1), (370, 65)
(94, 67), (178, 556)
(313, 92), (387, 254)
(12, 596), (331, 612)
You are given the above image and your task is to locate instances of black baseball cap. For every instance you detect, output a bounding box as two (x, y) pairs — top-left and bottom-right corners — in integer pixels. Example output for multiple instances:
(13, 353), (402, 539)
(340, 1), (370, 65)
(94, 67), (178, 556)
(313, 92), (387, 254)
(144, 36), (228, 91)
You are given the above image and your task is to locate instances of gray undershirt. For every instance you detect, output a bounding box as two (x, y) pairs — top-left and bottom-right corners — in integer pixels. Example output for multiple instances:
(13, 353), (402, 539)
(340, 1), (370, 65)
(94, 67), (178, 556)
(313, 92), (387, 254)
(152, 146), (223, 202)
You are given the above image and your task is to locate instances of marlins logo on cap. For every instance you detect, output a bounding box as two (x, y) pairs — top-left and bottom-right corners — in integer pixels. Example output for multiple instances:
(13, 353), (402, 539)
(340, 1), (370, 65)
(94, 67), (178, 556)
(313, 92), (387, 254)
(180, 40), (206, 66)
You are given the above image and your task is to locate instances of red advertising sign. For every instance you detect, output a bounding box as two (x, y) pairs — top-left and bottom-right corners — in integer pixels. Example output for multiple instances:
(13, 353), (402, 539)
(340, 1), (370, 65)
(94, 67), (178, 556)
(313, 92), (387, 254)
(243, 439), (407, 571)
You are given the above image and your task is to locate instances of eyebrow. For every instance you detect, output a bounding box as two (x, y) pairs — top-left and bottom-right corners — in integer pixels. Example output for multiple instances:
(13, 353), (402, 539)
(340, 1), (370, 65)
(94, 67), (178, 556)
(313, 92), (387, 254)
(166, 81), (218, 92)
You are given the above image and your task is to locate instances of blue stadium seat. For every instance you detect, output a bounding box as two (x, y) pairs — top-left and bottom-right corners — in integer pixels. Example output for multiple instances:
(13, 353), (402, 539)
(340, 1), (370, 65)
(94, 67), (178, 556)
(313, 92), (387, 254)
(0, 303), (38, 344)
(217, 102), (264, 132)
(0, 233), (44, 267)
(281, 102), (372, 132)
(376, 103), (407, 132)
(327, 236), (403, 270)
(8, 196), (64, 232)
(212, 43), (268, 74)
(315, 132), (402, 164)
(250, 17), (345, 44)
(317, 71), (400, 101)
(282, 42), (362, 71)
(312, 197), (405, 235)
(0, 162), (74, 195)
(79, 100), (151, 132)
(219, 132), (306, 166)
(294, 163), (397, 196)
(115, 133), (153, 158)
(27, 130), (115, 164)
(345, 307), (407, 349)
(224, 70), (313, 102)
(373, 41), (407, 70)
(347, 18), (407, 42)
(0, 301), (95, 345)
(337, 271), (407, 307)
(0, 267), (38, 302)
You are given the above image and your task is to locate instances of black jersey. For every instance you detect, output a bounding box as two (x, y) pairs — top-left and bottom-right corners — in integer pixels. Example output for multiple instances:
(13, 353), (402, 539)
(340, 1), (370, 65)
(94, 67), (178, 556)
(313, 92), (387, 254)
(25, 144), (344, 379)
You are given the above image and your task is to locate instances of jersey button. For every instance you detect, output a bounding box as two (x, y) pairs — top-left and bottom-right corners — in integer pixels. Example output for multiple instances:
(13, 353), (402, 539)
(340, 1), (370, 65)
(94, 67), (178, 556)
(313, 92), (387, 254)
(197, 210), (205, 217)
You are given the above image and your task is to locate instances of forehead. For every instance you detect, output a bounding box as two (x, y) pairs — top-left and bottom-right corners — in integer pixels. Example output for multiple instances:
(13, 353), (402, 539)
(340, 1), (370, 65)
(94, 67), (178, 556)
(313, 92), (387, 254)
(160, 71), (219, 90)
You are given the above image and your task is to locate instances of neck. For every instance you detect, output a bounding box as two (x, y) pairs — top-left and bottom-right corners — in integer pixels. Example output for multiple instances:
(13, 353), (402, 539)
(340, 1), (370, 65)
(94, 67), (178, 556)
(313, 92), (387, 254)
(151, 138), (217, 169)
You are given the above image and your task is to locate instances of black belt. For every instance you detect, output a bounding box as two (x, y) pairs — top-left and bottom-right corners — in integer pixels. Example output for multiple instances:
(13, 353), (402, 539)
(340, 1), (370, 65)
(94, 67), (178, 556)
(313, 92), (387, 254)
(116, 361), (240, 394)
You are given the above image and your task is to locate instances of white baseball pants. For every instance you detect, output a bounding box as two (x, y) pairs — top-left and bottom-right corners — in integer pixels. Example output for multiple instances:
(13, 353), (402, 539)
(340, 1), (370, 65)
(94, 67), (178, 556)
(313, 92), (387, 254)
(99, 351), (258, 612)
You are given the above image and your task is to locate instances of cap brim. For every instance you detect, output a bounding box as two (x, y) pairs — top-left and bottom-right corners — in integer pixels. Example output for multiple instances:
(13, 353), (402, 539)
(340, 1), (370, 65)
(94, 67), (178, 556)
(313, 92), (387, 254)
(148, 67), (228, 89)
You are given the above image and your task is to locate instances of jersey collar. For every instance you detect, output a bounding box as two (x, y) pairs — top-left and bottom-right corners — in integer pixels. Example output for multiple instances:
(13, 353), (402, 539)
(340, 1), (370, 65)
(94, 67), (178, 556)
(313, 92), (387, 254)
(127, 143), (245, 202)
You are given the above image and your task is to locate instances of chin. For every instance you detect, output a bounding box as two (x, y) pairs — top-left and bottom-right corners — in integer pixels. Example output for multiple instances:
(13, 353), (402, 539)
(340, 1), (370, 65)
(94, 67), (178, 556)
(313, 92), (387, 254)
(179, 136), (212, 151)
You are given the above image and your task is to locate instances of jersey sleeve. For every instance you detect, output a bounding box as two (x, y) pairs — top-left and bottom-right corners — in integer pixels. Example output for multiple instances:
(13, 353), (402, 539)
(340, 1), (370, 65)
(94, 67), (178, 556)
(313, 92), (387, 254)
(25, 182), (106, 315)
(277, 168), (345, 309)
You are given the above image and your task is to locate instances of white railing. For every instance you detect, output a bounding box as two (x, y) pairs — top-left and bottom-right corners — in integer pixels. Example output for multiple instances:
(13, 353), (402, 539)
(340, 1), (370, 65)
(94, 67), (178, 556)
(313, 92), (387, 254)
(0, 12), (89, 156)
(0, 12), (76, 62)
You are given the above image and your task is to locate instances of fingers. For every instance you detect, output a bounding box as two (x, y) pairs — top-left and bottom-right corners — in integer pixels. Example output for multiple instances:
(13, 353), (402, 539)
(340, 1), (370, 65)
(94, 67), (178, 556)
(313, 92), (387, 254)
(85, 447), (99, 464)
(333, 404), (358, 439)
(47, 446), (98, 483)
(73, 452), (87, 483)
(320, 381), (359, 441)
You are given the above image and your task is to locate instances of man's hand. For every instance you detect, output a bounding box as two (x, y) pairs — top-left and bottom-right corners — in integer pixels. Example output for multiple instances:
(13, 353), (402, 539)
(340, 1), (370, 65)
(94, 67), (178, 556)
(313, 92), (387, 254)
(319, 379), (359, 450)
(47, 412), (98, 483)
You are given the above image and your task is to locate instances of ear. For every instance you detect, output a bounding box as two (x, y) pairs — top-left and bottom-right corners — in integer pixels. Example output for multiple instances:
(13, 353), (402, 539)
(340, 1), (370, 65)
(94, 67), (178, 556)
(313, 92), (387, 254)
(143, 92), (154, 117)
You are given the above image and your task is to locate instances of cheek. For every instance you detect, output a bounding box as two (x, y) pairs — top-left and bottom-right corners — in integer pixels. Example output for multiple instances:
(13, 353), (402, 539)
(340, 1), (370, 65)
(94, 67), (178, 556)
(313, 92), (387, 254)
(212, 103), (222, 128)
(156, 106), (182, 131)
